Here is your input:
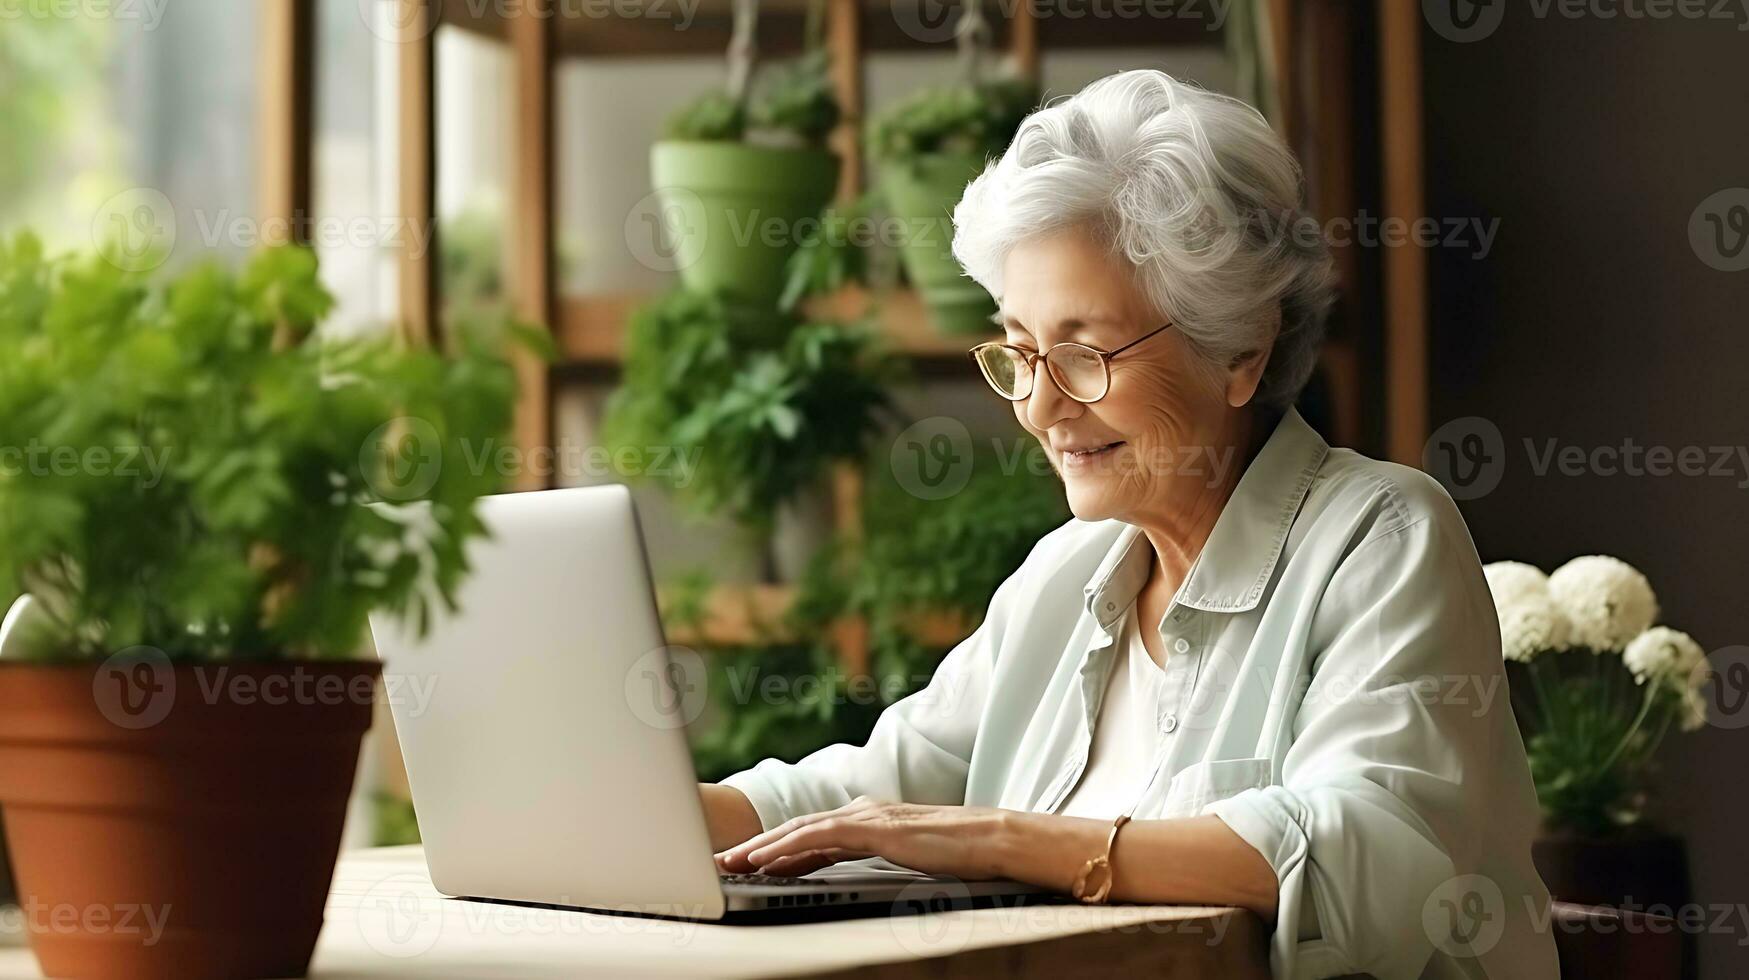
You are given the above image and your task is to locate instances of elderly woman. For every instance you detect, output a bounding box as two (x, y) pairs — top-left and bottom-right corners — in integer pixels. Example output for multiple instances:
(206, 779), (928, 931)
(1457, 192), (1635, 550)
(701, 70), (1557, 979)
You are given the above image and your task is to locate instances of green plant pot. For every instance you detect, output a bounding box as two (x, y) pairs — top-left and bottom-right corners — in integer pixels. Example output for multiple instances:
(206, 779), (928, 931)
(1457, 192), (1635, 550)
(651, 141), (840, 307)
(879, 152), (997, 335)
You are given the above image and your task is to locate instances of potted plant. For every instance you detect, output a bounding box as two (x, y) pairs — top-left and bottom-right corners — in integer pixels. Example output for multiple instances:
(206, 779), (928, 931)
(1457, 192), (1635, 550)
(598, 288), (895, 580)
(651, 0), (842, 307)
(1484, 555), (1709, 917)
(865, 0), (1034, 336)
(0, 235), (526, 978)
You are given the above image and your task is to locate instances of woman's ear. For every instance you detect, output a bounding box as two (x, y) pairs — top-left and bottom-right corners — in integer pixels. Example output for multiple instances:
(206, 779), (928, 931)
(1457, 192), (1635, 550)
(1224, 312), (1280, 407)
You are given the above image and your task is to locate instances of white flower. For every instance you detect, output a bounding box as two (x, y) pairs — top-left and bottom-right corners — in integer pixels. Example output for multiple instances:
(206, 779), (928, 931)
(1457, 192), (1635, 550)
(1497, 592), (1571, 663)
(1547, 555), (1659, 652)
(1622, 626), (1707, 688)
(1484, 561), (1549, 610)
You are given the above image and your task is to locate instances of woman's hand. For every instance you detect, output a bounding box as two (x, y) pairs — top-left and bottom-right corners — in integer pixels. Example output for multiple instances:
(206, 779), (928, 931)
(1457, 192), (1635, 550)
(715, 797), (1018, 881)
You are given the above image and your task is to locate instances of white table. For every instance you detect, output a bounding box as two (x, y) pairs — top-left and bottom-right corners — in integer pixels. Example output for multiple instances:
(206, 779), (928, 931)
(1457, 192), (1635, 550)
(0, 846), (1270, 978)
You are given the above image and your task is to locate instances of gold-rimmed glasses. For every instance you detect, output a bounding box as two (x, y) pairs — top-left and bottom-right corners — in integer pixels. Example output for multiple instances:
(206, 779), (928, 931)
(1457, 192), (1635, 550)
(968, 322), (1174, 403)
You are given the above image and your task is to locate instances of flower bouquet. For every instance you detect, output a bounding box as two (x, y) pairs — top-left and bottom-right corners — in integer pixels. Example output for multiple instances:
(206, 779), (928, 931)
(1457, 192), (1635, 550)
(1485, 556), (1710, 835)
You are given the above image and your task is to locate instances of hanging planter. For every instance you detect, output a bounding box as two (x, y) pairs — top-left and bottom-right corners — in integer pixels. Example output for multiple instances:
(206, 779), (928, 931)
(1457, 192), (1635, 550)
(651, 0), (842, 308)
(866, 1), (1036, 335)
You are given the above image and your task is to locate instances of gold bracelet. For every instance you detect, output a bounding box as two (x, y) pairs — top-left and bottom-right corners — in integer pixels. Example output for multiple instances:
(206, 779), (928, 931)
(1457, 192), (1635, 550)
(1070, 813), (1131, 904)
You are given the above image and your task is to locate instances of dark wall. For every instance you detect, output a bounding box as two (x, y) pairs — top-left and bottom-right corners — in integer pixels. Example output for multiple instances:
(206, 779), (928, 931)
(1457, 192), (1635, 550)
(1422, 11), (1749, 979)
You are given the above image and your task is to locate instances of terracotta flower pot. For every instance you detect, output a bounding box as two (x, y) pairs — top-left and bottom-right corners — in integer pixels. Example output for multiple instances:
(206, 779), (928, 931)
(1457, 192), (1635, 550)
(0, 658), (380, 980)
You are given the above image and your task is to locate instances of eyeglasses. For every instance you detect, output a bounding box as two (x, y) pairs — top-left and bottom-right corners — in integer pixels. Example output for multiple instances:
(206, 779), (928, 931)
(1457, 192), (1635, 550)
(968, 322), (1174, 404)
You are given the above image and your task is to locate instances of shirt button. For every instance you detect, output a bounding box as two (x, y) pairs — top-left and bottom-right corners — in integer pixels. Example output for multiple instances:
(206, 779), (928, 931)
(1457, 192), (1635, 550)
(1172, 637), (1191, 654)
(1105, 601), (1115, 611)
(1160, 714), (1179, 734)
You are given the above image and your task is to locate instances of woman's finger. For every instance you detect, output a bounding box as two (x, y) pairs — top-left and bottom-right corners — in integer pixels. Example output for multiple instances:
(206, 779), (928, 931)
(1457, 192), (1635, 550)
(758, 847), (862, 878)
(746, 816), (874, 868)
(717, 808), (839, 870)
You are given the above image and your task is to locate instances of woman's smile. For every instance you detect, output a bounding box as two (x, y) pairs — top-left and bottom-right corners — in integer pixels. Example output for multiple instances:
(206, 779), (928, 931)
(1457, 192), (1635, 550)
(1056, 439), (1127, 473)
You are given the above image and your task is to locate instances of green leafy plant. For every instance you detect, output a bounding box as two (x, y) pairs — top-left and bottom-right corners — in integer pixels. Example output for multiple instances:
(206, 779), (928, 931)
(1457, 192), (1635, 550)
(664, 50), (840, 147)
(599, 289), (897, 529)
(0, 233), (534, 660)
(664, 91), (749, 143)
(779, 192), (881, 312)
(681, 443), (1069, 778)
(866, 79), (1037, 168)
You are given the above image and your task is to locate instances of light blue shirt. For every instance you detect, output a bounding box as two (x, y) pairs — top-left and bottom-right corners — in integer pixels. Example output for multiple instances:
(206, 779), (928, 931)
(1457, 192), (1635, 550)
(723, 409), (1559, 980)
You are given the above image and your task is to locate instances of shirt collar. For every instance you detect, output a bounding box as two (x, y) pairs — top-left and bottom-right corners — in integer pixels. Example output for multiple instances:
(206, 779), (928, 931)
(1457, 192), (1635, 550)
(1081, 408), (1329, 626)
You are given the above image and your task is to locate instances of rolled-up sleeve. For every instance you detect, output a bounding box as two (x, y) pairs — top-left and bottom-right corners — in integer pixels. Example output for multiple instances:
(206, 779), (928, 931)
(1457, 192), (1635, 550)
(718, 562), (1022, 830)
(1203, 510), (1509, 980)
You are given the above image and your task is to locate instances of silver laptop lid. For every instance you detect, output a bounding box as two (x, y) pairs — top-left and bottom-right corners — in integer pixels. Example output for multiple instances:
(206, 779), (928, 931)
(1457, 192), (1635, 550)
(369, 485), (725, 919)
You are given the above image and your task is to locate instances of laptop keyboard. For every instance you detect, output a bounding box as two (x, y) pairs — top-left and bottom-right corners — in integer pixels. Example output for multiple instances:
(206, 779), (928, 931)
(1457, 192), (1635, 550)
(720, 872), (812, 888)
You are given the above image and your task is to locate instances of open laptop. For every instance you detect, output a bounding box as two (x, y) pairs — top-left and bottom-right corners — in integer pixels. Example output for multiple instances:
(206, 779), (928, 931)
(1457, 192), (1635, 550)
(368, 484), (1045, 920)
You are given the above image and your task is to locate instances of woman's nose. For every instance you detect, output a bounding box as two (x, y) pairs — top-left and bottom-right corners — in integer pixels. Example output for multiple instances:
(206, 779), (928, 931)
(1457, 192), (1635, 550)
(1023, 359), (1081, 431)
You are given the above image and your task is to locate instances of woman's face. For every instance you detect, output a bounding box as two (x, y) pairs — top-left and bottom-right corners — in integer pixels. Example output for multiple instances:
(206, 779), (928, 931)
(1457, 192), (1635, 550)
(998, 226), (1259, 523)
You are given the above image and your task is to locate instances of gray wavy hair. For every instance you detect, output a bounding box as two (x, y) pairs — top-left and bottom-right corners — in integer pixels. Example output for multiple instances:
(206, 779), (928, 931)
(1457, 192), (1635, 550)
(951, 69), (1337, 410)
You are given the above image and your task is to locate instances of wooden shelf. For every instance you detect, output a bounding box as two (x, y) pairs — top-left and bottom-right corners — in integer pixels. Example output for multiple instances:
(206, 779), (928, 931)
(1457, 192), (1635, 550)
(437, 0), (1223, 59)
(661, 584), (973, 652)
(557, 287), (992, 368)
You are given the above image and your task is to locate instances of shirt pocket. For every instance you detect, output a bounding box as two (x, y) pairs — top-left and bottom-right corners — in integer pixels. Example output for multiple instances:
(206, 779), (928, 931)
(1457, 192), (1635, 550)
(1160, 757), (1273, 818)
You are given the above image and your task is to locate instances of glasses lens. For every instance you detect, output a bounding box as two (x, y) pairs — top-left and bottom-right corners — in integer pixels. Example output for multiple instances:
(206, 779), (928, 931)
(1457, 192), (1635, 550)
(974, 345), (1029, 399)
(1046, 345), (1109, 401)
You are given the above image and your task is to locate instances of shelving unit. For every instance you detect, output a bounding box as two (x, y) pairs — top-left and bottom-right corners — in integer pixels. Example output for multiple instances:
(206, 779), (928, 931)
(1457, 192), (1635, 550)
(253, 0), (1426, 828)
(261, 0), (1420, 663)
